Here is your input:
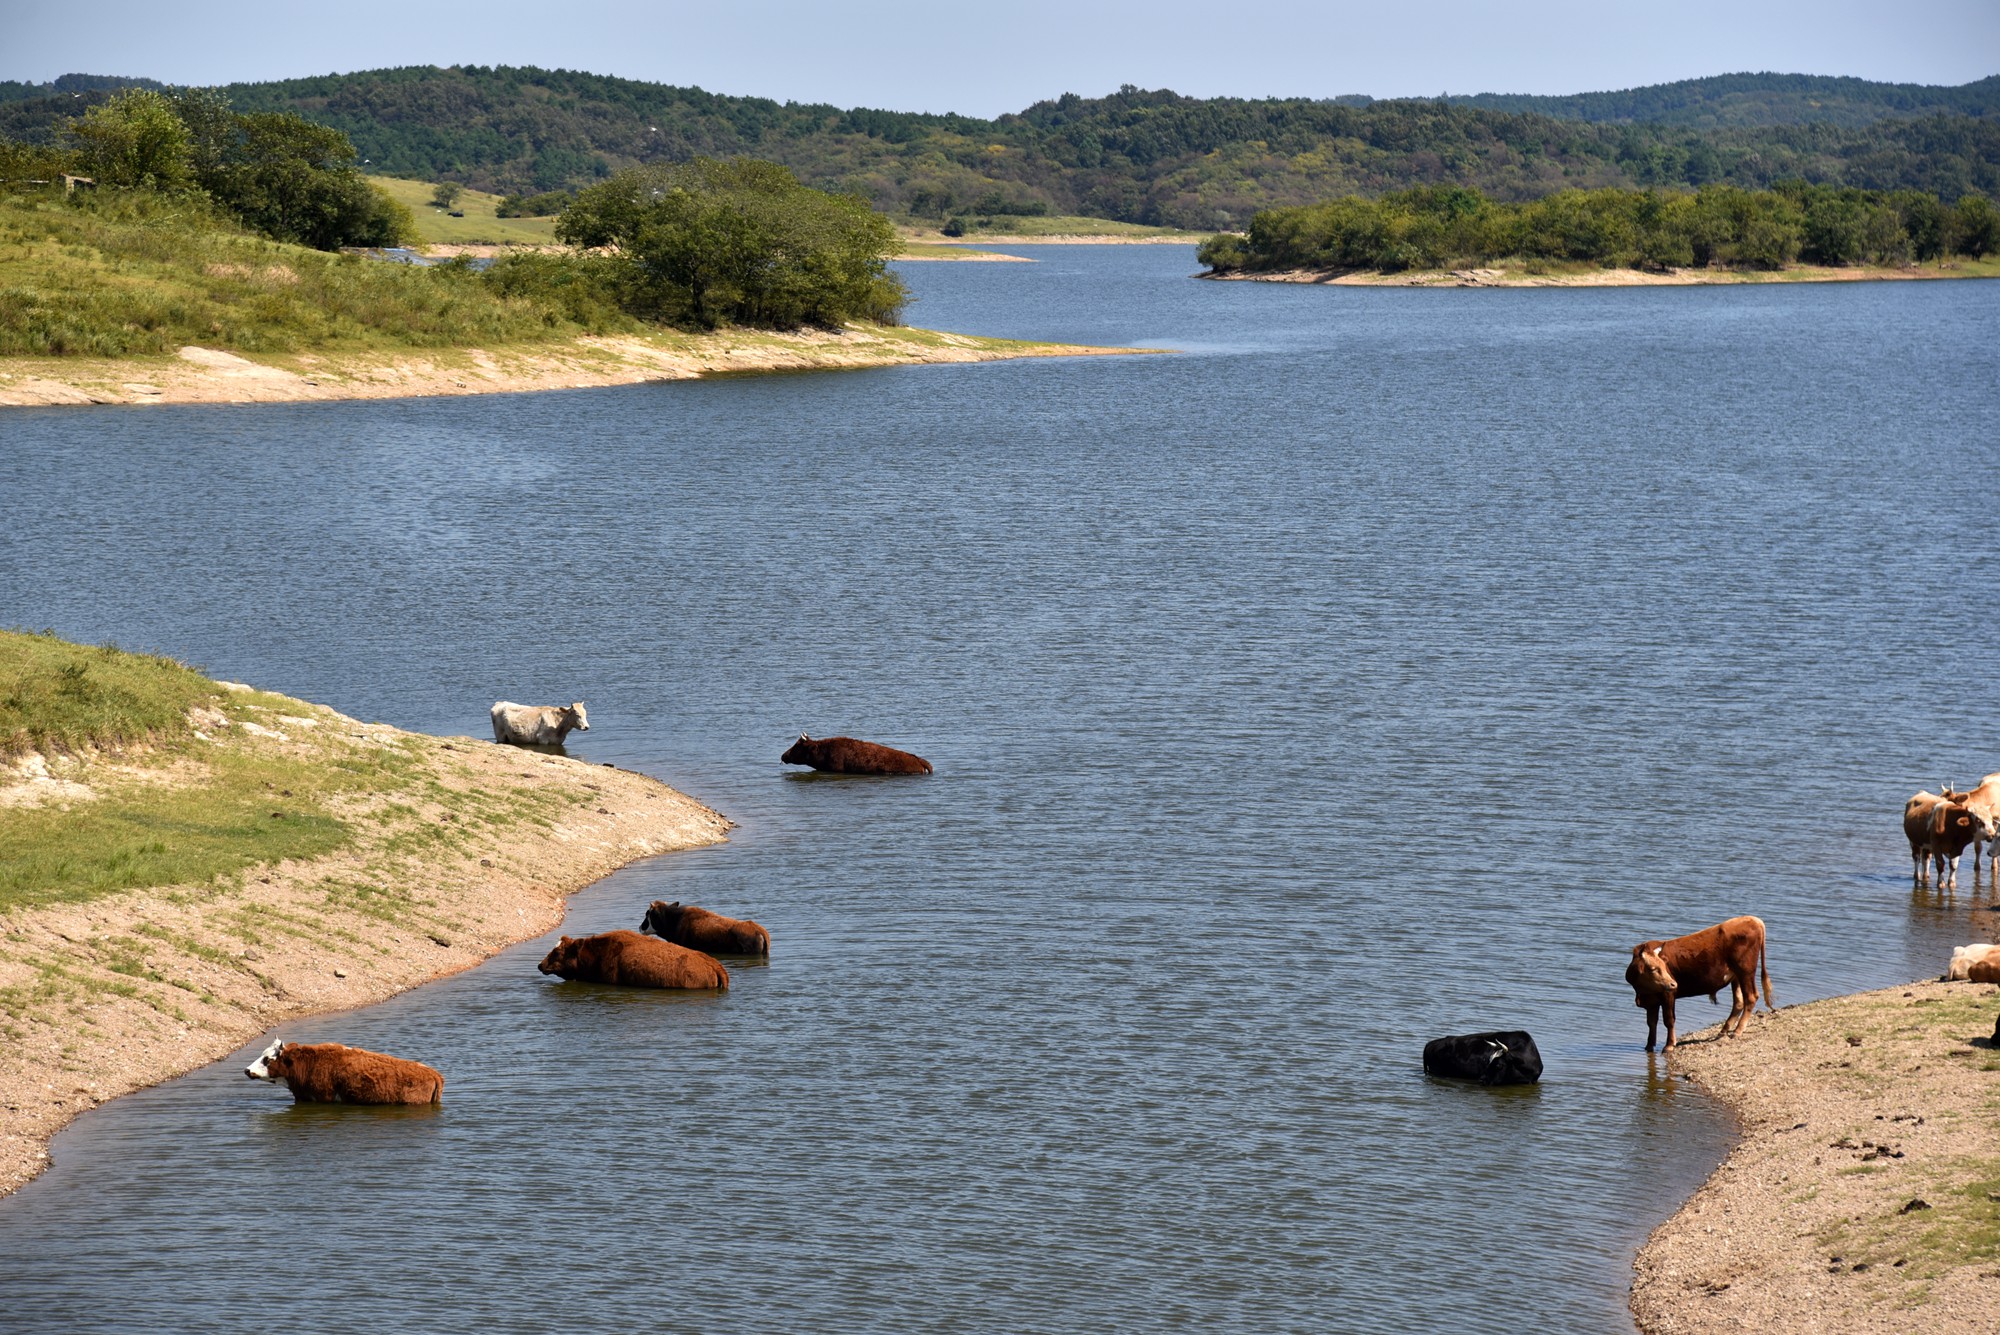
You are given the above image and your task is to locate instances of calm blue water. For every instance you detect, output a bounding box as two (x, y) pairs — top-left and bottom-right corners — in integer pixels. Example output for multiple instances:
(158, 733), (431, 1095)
(1, 248), (1997, 1334)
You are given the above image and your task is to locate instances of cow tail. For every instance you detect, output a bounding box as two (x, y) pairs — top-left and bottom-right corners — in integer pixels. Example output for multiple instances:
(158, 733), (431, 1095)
(1760, 934), (1776, 1012)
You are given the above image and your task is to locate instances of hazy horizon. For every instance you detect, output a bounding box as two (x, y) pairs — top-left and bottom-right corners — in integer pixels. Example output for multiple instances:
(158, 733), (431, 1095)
(2, 0), (1995, 119)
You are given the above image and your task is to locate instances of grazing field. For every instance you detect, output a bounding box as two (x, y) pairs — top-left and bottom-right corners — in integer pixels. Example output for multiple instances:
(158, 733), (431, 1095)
(365, 175), (559, 247)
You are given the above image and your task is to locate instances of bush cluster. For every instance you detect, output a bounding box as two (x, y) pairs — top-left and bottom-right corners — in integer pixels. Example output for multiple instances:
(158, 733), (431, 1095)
(1199, 183), (2000, 275)
(556, 159), (905, 329)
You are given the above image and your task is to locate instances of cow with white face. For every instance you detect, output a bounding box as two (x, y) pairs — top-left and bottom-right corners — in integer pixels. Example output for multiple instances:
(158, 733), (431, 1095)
(490, 701), (589, 747)
(245, 1039), (444, 1104)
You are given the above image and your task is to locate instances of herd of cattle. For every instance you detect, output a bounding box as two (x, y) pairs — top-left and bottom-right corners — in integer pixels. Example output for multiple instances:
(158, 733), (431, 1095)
(239, 716), (2000, 1103)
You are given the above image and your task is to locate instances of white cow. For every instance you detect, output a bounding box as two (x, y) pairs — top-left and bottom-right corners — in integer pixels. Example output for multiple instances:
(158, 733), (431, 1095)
(490, 700), (589, 746)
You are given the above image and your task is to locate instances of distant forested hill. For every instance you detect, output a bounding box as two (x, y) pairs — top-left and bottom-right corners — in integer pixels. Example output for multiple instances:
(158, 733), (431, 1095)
(4, 67), (1995, 229)
(1446, 72), (2000, 127)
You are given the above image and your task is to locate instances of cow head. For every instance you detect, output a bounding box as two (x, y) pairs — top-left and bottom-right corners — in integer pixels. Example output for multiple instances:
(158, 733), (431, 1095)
(564, 703), (589, 733)
(1929, 800), (1992, 841)
(780, 733), (813, 765)
(639, 901), (684, 936)
(537, 936), (579, 977)
(1629, 944), (1676, 1000)
(245, 1039), (287, 1081)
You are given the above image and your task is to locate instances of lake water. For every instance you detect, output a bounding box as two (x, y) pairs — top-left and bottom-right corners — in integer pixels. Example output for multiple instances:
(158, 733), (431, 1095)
(1, 249), (1997, 1333)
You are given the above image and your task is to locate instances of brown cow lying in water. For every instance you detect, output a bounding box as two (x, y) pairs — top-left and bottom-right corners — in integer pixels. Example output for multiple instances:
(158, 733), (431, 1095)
(640, 900), (770, 956)
(1626, 915), (1775, 1052)
(537, 929), (729, 990)
(781, 733), (932, 775)
(244, 1040), (444, 1104)
(1903, 790), (1993, 888)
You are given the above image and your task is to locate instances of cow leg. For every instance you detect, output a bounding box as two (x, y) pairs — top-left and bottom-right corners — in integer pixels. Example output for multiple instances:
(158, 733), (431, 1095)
(1661, 995), (1678, 1051)
(1644, 1002), (1660, 1052)
(1725, 975), (1751, 1037)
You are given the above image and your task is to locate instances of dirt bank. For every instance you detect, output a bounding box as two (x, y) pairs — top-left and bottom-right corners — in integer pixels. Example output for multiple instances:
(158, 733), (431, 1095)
(1631, 975), (2000, 1334)
(0, 690), (730, 1199)
(1207, 262), (1997, 288)
(0, 324), (1140, 409)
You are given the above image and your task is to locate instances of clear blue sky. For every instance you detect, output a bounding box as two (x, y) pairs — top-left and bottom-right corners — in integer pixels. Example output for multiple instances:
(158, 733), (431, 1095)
(2, 0), (1994, 117)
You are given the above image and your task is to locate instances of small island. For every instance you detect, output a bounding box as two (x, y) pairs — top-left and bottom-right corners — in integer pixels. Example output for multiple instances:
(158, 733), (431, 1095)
(1198, 184), (2000, 286)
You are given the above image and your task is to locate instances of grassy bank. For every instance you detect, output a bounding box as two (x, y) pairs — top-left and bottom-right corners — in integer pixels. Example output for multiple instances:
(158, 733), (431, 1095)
(0, 630), (732, 1197)
(1632, 977), (2000, 1333)
(0, 190), (637, 357)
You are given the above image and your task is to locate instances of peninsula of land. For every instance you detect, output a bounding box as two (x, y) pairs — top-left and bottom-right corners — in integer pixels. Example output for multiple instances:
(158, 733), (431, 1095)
(1632, 974), (2000, 1335)
(0, 326), (1134, 409)
(0, 633), (731, 1198)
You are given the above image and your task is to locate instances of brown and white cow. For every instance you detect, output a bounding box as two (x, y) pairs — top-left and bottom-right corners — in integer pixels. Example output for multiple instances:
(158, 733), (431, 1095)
(1941, 772), (2000, 876)
(244, 1040), (444, 1104)
(640, 901), (771, 956)
(1946, 942), (2000, 980)
(537, 929), (729, 990)
(1903, 790), (1994, 888)
(1625, 915), (1775, 1052)
(491, 700), (589, 747)
(781, 733), (931, 775)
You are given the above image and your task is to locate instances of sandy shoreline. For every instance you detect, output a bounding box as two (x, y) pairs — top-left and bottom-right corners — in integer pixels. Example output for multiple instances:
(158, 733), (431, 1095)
(0, 324), (1141, 409)
(1631, 974), (2000, 1333)
(1207, 262), (1996, 288)
(0, 691), (730, 1199)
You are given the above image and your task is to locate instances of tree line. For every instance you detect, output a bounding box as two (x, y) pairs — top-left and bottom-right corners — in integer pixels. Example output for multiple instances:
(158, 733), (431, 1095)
(1196, 183), (2000, 275)
(6, 68), (1996, 231)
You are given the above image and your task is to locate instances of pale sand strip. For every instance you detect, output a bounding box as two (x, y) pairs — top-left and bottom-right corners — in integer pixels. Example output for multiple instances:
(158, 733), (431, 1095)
(1632, 973), (2000, 1334)
(1208, 264), (1993, 288)
(0, 325), (1143, 409)
(0, 695), (731, 1199)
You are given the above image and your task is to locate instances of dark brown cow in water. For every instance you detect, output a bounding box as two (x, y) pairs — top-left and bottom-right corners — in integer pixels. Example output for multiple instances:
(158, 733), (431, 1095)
(1626, 915), (1775, 1052)
(640, 901), (770, 956)
(781, 733), (932, 775)
(244, 1040), (443, 1104)
(537, 929), (729, 990)
(1913, 788), (1997, 887)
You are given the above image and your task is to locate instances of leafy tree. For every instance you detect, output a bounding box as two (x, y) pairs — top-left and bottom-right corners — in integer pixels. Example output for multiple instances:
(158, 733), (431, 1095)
(558, 159), (904, 329)
(202, 111), (412, 249)
(431, 181), (462, 209)
(1949, 194), (2000, 255)
(70, 89), (193, 189)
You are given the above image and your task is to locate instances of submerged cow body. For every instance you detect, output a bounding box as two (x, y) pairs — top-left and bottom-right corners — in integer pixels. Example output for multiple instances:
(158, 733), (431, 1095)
(244, 1040), (443, 1104)
(491, 700), (589, 747)
(781, 733), (931, 775)
(1903, 790), (1992, 888)
(1626, 915), (1775, 1052)
(640, 901), (770, 956)
(537, 929), (729, 990)
(1422, 1031), (1543, 1085)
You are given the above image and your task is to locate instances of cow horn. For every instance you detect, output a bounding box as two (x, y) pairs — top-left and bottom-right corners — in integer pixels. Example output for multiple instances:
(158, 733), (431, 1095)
(799, 732), (810, 741)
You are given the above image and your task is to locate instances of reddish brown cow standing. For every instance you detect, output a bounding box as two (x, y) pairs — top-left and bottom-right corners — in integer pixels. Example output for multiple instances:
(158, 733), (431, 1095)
(244, 1040), (444, 1104)
(640, 900), (771, 955)
(537, 929), (729, 990)
(781, 733), (932, 775)
(1626, 915), (1775, 1052)
(1903, 791), (1993, 888)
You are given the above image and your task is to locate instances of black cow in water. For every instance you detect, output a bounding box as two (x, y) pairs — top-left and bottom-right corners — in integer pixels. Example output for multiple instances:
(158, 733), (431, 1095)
(1422, 1031), (1543, 1086)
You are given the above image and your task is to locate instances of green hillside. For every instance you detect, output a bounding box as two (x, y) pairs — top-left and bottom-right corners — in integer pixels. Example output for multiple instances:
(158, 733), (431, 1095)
(1447, 72), (2000, 127)
(4, 68), (1996, 231)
